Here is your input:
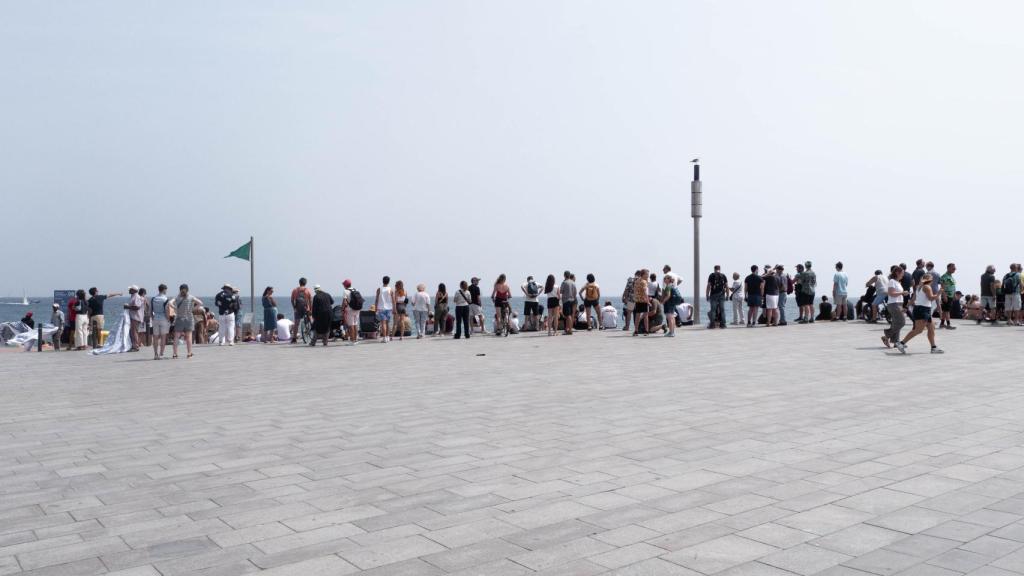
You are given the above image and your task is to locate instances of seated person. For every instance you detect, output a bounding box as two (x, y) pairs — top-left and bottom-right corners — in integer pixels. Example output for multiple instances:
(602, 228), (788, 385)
(21, 312), (34, 329)
(676, 300), (694, 326)
(965, 295), (983, 320)
(951, 291), (965, 319)
(508, 312), (520, 334)
(274, 313), (293, 342)
(816, 295), (833, 321)
(393, 315), (413, 337)
(574, 304), (592, 330)
(426, 313), (435, 335)
(600, 301), (618, 329)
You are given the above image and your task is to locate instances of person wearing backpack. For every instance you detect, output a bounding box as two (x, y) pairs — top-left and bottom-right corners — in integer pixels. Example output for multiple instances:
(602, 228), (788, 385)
(341, 279), (361, 344)
(661, 276), (683, 337)
(705, 264), (728, 329)
(1003, 264), (1022, 326)
(580, 274), (601, 331)
(521, 276), (541, 331)
(290, 277), (312, 343)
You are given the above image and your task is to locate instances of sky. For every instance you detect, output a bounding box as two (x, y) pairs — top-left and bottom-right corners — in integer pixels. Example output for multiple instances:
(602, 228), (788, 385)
(2, 0), (1022, 299)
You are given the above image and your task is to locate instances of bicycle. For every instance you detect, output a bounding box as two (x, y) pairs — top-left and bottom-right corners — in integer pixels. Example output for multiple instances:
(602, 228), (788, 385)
(494, 300), (512, 337)
(298, 313), (313, 344)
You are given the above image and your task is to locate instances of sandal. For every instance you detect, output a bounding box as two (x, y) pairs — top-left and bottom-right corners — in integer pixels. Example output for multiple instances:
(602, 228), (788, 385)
(172, 354), (178, 359)
(187, 353), (193, 359)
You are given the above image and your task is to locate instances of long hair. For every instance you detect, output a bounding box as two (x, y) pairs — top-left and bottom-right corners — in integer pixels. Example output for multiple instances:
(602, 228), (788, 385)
(437, 283), (447, 295)
(544, 274), (556, 294)
(395, 280), (405, 297)
(495, 273), (506, 286)
(262, 286), (273, 297)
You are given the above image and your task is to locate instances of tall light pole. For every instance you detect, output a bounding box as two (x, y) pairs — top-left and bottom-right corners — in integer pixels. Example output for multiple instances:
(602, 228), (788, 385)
(691, 159), (701, 317)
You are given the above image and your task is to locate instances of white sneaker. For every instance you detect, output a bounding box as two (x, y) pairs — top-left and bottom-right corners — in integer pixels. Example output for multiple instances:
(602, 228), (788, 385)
(931, 347), (944, 354)
(896, 342), (907, 354)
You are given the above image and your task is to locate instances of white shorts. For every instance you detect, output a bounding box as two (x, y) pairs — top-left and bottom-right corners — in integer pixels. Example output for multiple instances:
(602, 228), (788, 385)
(469, 304), (483, 317)
(345, 309), (360, 326)
(1006, 294), (1022, 311)
(766, 295), (779, 310)
(153, 318), (170, 335)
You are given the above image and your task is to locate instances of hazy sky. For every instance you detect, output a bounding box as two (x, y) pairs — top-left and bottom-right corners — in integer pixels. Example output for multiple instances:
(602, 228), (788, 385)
(3, 1), (1022, 298)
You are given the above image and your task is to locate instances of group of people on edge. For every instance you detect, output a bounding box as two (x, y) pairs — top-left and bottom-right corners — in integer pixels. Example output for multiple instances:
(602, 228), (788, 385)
(43, 261), (1022, 355)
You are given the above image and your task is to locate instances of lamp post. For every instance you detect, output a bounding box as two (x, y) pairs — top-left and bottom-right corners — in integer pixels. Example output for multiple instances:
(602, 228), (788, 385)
(691, 159), (701, 317)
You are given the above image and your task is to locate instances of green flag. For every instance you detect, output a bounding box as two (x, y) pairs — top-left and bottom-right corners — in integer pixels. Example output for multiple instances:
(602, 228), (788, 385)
(225, 241), (251, 261)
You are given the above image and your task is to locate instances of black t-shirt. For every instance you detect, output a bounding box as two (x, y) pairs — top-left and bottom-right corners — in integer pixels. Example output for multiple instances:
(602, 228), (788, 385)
(900, 275), (912, 291)
(88, 295), (107, 316)
(912, 267), (925, 286)
(468, 284), (481, 305)
(981, 273), (995, 297)
(764, 275), (780, 296)
(744, 274), (763, 296)
(707, 272), (727, 296)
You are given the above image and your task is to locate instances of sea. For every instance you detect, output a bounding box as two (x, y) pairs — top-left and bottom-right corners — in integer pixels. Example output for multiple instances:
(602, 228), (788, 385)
(1, 294), (810, 330)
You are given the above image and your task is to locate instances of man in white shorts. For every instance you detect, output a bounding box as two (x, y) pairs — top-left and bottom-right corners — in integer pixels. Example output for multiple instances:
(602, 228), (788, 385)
(341, 279), (361, 344)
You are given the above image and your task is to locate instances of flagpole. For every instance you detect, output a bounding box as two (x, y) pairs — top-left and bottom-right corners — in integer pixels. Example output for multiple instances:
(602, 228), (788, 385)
(250, 236), (255, 338)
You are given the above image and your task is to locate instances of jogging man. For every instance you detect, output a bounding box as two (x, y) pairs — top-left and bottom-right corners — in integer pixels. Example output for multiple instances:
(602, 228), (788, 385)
(290, 278), (313, 342)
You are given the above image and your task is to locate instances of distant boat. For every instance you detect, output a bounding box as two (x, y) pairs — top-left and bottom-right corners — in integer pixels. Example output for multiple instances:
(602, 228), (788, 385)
(22, 290), (29, 306)
(0, 290), (31, 306)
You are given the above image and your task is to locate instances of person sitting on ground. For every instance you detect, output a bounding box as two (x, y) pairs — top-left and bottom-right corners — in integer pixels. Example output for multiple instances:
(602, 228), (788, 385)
(816, 295), (833, 321)
(676, 298), (694, 326)
(21, 311), (34, 329)
(951, 291), (965, 319)
(600, 301), (618, 329)
(274, 313), (293, 343)
(574, 304), (590, 331)
(508, 312), (520, 334)
(647, 298), (666, 334)
(965, 295), (983, 320)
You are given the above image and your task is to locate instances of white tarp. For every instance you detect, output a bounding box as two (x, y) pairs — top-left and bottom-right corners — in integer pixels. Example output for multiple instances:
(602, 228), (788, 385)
(90, 310), (133, 355)
(4, 323), (59, 351)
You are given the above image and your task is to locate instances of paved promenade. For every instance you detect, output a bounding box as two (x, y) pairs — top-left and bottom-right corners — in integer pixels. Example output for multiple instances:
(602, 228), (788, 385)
(2, 322), (1024, 575)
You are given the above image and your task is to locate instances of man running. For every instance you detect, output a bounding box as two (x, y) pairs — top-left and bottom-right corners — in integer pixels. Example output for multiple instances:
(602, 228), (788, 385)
(290, 277), (312, 343)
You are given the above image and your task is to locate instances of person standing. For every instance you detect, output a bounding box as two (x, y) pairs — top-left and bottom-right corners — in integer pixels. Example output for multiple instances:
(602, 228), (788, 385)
(867, 269), (888, 323)
(125, 285), (144, 352)
(193, 302), (208, 344)
(729, 272), (743, 326)
(151, 284), (170, 359)
(832, 262), (849, 321)
(763, 268), (781, 327)
(543, 274), (560, 336)
(86, 287), (122, 348)
(73, 289), (90, 350)
(744, 265), (764, 327)
(139, 288), (152, 347)
(261, 286), (277, 343)
(433, 283), (448, 337)
(580, 274), (601, 331)
(50, 304), (65, 351)
(215, 283), (238, 346)
(468, 277), (485, 334)
(375, 276), (395, 343)
(979, 265), (998, 324)
(798, 261), (817, 323)
(1003, 264), (1022, 326)
(559, 271), (578, 335)
(521, 276), (540, 331)
(633, 270), (650, 335)
(172, 284), (200, 358)
(897, 273), (944, 354)
(662, 276), (682, 337)
(310, 285), (333, 346)
(775, 265), (791, 326)
(882, 266), (909, 349)
(412, 283), (431, 339)
(939, 263), (957, 329)
(290, 277), (312, 343)
(706, 265), (728, 329)
(393, 280), (409, 340)
(341, 279), (361, 344)
(453, 280), (471, 339)
(621, 272), (637, 332)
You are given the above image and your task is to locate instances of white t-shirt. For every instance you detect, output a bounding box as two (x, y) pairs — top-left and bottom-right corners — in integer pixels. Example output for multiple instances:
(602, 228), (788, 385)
(665, 272), (682, 287)
(377, 287), (393, 310)
(887, 279), (904, 304)
(413, 291), (431, 312)
(874, 274), (887, 292)
(600, 306), (618, 329)
(677, 303), (693, 321)
(275, 318), (294, 341)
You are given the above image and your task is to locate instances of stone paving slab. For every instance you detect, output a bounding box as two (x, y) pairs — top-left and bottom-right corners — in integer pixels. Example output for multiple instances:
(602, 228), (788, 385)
(2, 321), (1024, 575)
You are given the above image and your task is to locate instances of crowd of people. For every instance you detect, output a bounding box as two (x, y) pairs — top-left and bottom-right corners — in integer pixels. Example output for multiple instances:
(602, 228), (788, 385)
(42, 260), (1023, 357)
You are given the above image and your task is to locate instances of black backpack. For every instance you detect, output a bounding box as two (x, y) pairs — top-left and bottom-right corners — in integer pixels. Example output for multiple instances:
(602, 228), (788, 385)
(526, 281), (539, 297)
(348, 289), (364, 310)
(1003, 273), (1020, 295)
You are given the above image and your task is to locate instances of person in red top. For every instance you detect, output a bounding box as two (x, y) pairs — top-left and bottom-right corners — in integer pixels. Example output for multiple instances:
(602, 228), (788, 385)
(290, 277), (313, 343)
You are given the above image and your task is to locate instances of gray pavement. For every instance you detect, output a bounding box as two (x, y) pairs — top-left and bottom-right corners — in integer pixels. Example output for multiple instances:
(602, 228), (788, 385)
(2, 320), (1024, 575)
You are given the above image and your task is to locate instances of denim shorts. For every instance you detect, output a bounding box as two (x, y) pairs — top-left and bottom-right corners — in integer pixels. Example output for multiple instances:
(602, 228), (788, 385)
(377, 309), (393, 322)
